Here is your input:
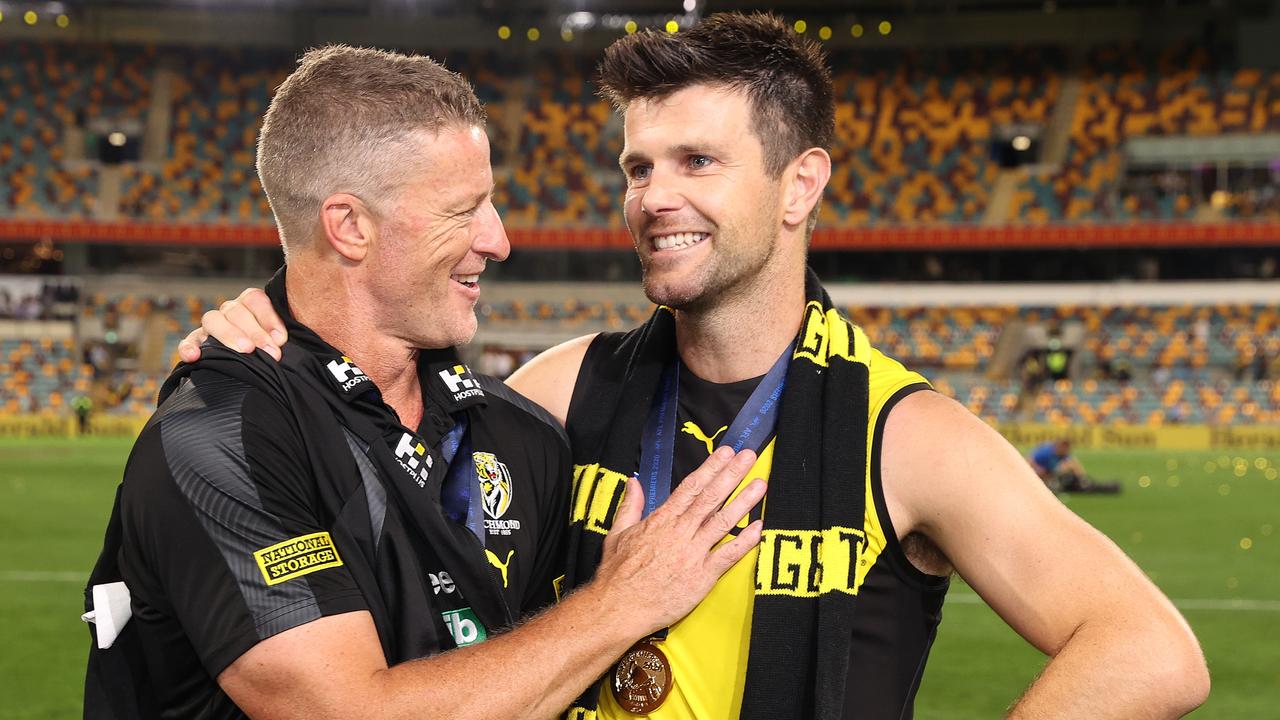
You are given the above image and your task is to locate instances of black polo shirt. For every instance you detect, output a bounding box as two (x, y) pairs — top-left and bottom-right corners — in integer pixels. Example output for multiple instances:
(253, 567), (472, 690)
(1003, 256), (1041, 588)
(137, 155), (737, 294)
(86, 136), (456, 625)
(103, 270), (570, 719)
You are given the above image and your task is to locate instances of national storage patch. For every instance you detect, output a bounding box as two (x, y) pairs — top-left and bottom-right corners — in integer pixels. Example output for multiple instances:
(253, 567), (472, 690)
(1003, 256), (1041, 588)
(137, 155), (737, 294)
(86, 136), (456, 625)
(253, 531), (344, 585)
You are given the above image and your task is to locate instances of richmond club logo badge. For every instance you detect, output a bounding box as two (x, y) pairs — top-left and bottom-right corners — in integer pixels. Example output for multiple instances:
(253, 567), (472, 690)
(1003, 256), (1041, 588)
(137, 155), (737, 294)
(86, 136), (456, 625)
(475, 451), (521, 536)
(475, 452), (512, 518)
(326, 356), (370, 393)
(394, 432), (433, 488)
(437, 364), (484, 403)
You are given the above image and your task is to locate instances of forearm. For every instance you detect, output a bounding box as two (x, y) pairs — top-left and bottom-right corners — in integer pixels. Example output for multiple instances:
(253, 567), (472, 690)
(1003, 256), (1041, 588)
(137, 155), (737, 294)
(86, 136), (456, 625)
(373, 583), (640, 720)
(1007, 614), (1209, 719)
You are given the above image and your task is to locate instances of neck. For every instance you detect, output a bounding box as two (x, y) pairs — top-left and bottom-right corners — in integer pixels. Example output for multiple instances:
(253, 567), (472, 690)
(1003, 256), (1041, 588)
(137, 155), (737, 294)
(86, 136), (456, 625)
(674, 267), (806, 383)
(285, 261), (424, 425)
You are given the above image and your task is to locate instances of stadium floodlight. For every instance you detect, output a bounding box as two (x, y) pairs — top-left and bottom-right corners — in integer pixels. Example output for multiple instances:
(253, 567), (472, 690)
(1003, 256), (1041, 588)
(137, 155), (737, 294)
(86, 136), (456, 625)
(564, 11), (595, 30)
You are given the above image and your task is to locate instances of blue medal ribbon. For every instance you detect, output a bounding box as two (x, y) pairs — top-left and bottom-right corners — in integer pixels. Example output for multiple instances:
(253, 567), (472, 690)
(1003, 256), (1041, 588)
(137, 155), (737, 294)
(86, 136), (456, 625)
(441, 417), (485, 545)
(636, 343), (793, 518)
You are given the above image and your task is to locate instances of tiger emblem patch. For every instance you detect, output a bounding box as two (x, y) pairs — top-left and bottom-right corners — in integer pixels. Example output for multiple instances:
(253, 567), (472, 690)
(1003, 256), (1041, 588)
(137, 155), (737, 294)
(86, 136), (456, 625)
(474, 451), (513, 520)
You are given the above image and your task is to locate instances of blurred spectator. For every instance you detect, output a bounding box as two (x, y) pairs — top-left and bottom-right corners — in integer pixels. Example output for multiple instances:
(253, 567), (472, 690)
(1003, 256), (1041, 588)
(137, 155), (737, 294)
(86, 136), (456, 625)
(1021, 350), (1046, 394)
(72, 394), (93, 435)
(1027, 439), (1120, 494)
(1046, 338), (1071, 381)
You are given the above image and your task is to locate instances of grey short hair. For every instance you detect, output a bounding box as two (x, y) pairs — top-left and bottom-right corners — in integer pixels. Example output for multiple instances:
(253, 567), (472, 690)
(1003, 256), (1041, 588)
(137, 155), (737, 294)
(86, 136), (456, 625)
(257, 45), (486, 254)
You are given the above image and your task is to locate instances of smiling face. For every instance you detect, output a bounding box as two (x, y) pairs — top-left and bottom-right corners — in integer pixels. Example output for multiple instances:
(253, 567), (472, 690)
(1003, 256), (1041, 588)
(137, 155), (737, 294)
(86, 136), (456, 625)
(366, 124), (509, 349)
(620, 84), (787, 312)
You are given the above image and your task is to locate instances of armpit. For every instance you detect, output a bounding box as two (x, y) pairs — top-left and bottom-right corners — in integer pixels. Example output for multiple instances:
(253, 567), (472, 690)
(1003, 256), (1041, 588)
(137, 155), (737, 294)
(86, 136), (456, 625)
(902, 532), (953, 577)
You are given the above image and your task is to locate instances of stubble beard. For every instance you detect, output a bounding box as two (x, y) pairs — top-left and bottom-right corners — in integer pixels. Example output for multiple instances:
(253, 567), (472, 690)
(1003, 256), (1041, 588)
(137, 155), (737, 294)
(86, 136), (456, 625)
(640, 228), (776, 315)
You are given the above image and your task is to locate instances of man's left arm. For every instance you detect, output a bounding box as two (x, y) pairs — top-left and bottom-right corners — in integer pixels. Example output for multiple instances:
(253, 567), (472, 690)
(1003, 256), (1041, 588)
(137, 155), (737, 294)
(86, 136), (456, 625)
(882, 391), (1209, 718)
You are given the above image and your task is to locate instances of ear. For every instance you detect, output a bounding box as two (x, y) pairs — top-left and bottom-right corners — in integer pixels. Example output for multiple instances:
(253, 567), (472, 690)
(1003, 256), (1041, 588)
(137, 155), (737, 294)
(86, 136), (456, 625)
(781, 148), (832, 228)
(320, 193), (375, 263)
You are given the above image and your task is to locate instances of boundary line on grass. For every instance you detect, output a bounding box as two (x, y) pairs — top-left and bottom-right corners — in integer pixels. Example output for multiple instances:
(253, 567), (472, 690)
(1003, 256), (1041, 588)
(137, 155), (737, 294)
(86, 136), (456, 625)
(946, 591), (1280, 612)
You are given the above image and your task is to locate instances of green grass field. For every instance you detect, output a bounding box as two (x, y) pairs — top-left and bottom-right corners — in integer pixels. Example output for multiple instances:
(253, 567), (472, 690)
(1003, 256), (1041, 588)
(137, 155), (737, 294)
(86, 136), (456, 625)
(1, 439), (1276, 718)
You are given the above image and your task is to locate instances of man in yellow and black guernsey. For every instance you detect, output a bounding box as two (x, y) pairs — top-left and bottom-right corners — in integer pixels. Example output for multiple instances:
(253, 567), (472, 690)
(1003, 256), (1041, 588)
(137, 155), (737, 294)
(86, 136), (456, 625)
(509, 15), (1206, 719)
(187, 13), (1207, 720)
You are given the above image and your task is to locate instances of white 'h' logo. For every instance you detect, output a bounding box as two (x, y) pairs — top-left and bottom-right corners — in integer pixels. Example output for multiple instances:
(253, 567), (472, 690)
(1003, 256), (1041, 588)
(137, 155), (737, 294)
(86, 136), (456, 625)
(327, 356), (362, 383)
(438, 365), (477, 394)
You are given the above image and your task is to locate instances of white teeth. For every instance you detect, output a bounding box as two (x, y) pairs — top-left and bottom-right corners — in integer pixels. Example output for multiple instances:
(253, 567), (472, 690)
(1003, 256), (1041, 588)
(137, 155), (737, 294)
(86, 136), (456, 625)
(653, 232), (708, 250)
(453, 274), (479, 284)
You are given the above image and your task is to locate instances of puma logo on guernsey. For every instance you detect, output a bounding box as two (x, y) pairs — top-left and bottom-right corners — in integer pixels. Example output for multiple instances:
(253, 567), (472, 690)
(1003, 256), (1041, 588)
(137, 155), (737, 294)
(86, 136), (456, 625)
(485, 548), (514, 588)
(681, 421), (728, 455)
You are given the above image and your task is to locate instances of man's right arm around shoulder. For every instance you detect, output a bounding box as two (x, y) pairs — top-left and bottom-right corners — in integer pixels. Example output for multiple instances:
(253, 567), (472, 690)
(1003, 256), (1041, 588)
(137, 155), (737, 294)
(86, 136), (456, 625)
(216, 446), (762, 720)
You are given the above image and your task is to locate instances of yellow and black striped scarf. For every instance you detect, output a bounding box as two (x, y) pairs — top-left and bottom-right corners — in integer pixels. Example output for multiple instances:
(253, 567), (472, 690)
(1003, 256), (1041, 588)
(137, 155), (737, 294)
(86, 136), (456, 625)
(564, 268), (872, 720)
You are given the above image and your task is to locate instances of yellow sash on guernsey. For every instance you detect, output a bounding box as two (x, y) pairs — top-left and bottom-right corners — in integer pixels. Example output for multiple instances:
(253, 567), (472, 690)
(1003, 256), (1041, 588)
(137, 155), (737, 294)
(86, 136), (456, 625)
(589, 347), (926, 719)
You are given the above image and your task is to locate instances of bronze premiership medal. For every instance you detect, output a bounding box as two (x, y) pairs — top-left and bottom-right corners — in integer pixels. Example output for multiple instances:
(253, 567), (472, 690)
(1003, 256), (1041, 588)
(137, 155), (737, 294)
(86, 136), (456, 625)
(611, 639), (673, 713)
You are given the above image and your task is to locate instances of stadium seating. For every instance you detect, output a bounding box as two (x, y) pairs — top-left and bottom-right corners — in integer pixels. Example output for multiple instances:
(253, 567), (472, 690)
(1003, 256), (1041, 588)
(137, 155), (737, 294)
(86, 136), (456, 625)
(849, 304), (1007, 370)
(9, 40), (1280, 225)
(118, 48), (290, 222)
(8, 290), (1278, 423)
(0, 41), (151, 218)
(496, 51), (625, 227)
(76, 290), (230, 414)
(0, 337), (89, 414)
(1012, 44), (1280, 223)
(823, 47), (1062, 225)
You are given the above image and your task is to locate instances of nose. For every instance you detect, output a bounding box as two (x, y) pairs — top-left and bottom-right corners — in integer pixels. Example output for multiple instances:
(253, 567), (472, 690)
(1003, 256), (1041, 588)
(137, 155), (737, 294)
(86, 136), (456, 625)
(636, 168), (685, 217)
(472, 201), (510, 262)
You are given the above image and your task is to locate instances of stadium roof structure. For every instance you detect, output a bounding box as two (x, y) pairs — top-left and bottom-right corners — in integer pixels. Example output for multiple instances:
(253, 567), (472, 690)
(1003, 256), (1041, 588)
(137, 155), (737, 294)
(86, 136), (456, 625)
(50, 0), (1274, 16)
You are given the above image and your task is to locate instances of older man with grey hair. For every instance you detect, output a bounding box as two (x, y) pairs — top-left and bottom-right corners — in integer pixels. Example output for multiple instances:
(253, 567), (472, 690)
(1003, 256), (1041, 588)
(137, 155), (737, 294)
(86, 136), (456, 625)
(84, 45), (763, 720)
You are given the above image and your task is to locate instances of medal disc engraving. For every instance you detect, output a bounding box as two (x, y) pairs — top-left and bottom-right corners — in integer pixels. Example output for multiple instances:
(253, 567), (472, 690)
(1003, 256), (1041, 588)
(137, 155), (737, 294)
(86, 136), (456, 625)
(611, 640), (673, 713)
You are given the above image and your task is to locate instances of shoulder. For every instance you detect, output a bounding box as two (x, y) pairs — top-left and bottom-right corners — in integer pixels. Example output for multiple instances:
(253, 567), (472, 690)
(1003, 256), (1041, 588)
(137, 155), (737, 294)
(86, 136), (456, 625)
(153, 363), (298, 446)
(569, 329), (644, 388)
(130, 366), (308, 507)
(150, 369), (262, 446)
(865, 343), (931, 422)
(505, 333), (599, 427)
(878, 389), (1020, 535)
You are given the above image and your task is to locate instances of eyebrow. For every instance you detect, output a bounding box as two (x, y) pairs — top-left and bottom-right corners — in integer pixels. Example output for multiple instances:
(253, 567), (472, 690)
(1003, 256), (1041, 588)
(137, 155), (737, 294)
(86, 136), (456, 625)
(671, 143), (716, 156)
(457, 181), (496, 211)
(618, 142), (719, 169)
(618, 149), (647, 169)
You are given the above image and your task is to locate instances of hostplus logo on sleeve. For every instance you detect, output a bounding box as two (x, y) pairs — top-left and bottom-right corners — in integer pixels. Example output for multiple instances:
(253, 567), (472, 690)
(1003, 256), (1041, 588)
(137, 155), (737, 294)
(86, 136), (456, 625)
(437, 364), (485, 403)
(326, 356), (371, 394)
(394, 432), (433, 488)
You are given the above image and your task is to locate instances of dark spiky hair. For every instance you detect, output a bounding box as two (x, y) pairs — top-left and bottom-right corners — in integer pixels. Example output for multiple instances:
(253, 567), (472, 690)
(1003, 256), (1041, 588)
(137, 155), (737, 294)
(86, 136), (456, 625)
(596, 12), (834, 178)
